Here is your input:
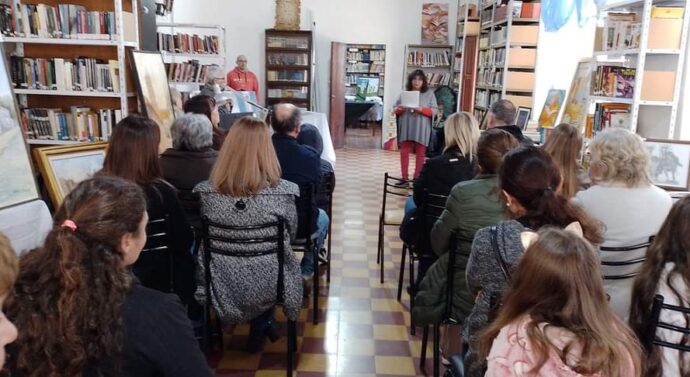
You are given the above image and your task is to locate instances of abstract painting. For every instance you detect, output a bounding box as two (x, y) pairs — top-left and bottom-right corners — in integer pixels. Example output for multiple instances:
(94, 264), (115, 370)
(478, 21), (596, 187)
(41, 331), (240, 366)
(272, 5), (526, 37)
(422, 3), (449, 45)
(538, 89), (566, 128)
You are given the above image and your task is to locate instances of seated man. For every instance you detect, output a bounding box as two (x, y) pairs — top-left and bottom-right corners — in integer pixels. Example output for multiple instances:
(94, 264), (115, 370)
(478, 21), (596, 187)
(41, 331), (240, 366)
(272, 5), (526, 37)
(297, 123), (335, 211)
(486, 99), (534, 146)
(270, 104), (330, 285)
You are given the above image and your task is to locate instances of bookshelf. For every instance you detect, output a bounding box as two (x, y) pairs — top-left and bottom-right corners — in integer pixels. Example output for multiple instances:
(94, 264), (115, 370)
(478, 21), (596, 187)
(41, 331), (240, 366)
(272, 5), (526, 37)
(264, 29), (313, 109)
(0, 0), (140, 145)
(344, 44), (385, 99)
(474, 0), (540, 121)
(454, 0), (481, 111)
(156, 22), (225, 95)
(589, 0), (689, 140)
(403, 44), (453, 89)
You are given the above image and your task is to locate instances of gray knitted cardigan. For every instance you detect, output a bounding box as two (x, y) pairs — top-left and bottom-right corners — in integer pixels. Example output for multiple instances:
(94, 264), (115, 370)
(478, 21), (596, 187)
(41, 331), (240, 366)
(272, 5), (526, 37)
(193, 179), (303, 323)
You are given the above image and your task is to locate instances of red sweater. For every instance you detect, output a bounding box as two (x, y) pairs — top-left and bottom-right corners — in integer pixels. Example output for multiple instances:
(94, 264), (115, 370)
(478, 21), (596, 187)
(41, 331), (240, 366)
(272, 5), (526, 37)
(395, 106), (433, 118)
(226, 68), (260, 102)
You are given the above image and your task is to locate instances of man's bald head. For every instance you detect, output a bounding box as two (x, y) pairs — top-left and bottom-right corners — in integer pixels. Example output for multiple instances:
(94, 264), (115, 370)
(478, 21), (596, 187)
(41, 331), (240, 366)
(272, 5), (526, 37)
(270, 103), (301, 135)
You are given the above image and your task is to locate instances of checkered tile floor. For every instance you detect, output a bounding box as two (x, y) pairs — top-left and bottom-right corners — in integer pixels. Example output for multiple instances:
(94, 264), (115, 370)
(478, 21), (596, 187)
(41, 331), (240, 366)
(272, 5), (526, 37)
(210, 148), (437, 376)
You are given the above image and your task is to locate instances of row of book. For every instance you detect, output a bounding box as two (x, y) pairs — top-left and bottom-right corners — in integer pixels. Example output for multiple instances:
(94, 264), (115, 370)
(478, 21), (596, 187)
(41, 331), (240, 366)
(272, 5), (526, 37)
(266, 70), (307, 82)
(266, 36), (309, 49)
(166, 60), (211, 84)
(10, 56), (121, 93)
(346, 74), (385, 86)
(426, 72), (451, 86)
(346, 50), (385, 61)
(346, 62), (370, 73)
(22, 107), (122, 141)
(407, 50), (451, 67)
(478, 67), (503, 87)
(157, 32), (220, 55)
(601, 13), (641, 51)
(475, 88), (501, 109)
(267, 53), (308, 66)
(591, 65), (636, 98)
(478, 48), (506, 67)
(0, 3), (118, 40)
(591, 103), (631, 134)
(267, 88), (308, 100)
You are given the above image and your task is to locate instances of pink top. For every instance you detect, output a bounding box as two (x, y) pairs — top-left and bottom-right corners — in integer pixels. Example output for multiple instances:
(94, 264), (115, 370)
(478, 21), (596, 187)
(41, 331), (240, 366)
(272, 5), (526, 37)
(486, 315), (634, 377)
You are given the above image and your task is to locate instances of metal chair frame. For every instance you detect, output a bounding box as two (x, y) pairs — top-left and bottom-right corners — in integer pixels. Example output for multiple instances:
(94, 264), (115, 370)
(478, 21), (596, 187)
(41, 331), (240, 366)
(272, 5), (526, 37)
(600, 236), (654, 280)
(644, 294), (690, 355)
(377, 172), (410, 283)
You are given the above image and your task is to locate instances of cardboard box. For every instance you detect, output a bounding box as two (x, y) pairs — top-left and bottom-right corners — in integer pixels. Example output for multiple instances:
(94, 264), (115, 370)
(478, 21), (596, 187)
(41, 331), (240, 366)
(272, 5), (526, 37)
(506, 71), (535, 91)
(641, 70), (676, 101)
(648, 17), (682, 49)
(520, 2), (541, 19)
(651, 6), (684, 18)
(507, 48), (536, 67)
(505, 94), (533, 108)
(509, 25), (539, 45)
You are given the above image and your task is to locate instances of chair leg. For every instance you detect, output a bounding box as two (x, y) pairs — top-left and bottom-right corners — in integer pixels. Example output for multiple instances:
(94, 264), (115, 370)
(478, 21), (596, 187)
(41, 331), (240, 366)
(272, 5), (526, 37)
(409, 255), (416, 335)
(313, 246), (319, 325)
(380, 240), (385, 283)
(376, 216), (383, 264)
(397, 244), (407, 302)
(433, 324), (441, 377)
(326, 222), (332, 283)
(420, 325), (429, 371)
(287, 319), (296, 375)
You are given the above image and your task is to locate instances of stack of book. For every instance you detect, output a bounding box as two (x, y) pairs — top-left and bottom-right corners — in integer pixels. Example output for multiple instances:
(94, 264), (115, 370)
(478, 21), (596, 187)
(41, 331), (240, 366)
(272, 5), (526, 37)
(21, 106), (122, 141)
(166, 60), (210, 83)
(592, 103), (631, 134)
(10, 56), (120, 93)
(426, 72), (451, 86)
(601, 13), (641, 51)
(407, 50), (451, 67)
(0, 3), (118, 39)
(157, 32), (220, 55)
(591, 65), (636, 98)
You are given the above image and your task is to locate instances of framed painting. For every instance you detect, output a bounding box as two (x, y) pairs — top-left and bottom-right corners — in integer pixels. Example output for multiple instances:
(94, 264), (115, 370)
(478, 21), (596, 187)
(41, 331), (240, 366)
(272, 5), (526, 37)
(0, 46), (39, 209)
(644, 139), (690, 191)
(129, 50), (174, 152)
(33, 143), (108, 206)
(422, 3), (449, 45)
(561, 61), (592, 128)
(516, 107), (532, 131)
(538, 89), (566, 128)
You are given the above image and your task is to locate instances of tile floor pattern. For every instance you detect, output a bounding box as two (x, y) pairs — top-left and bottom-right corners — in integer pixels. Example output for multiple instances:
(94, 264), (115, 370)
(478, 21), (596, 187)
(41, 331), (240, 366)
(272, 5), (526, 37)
(210, 148), (439, 377)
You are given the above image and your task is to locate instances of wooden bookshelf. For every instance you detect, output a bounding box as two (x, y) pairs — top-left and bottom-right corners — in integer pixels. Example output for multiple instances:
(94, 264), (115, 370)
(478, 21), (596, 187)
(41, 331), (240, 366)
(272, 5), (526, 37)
(1, 0), (140, 145)
(474, 0), (540, 121)
(344, 44), (386, 100)
(403, 44), (453, 89)
(264, 29), (313, 109)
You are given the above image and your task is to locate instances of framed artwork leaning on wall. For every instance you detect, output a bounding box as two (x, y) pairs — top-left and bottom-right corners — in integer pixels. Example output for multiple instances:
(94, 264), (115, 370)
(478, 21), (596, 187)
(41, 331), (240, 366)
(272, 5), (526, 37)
(644, 139), (690, 191)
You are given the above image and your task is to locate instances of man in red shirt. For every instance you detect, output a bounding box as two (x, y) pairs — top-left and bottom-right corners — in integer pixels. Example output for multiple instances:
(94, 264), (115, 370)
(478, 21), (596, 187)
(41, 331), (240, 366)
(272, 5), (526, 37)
(226, 55), (260, 102)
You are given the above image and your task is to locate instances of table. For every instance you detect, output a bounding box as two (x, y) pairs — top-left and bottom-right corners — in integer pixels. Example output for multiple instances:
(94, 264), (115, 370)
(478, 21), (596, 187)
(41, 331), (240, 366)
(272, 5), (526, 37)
(301, 111), (336, 168)
(0, 200), (52, 254)
(345, 102), (376, 127)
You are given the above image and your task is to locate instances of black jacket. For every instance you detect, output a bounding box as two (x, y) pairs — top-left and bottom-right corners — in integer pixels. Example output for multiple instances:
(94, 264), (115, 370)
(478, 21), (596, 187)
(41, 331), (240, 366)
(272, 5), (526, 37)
(133, 180), (196, 307)
(272, 133), (321, 237)
(495, 125), (534, 146)
(413, 147), (477, 205)
(160, 147), (218, 230)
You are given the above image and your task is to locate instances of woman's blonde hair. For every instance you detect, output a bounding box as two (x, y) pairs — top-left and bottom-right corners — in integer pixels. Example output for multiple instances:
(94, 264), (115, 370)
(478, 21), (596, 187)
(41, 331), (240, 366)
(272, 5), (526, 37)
(589, 128), (651, 187)
(543, 123), (583, 198)
(0, 233), (17, 297)
(444, 111), (480, 161)
(210, 117), (282, 196)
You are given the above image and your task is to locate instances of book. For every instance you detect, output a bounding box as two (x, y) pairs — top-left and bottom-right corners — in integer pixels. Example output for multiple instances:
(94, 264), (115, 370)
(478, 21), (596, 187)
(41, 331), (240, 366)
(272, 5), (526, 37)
(591, 65), (636, 98)
(157, 31), (220, 55)
(21, 107), (120, 141)
(10, 56), (120, 93)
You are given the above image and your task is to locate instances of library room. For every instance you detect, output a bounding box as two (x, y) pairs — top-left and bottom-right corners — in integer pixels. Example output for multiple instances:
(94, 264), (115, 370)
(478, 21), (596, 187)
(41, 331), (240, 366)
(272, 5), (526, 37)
(1, 0), (690, 376)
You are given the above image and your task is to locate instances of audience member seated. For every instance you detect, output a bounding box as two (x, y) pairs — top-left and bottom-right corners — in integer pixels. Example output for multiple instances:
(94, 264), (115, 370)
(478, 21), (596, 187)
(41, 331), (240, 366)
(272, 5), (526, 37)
(297, 123), (335, 211)
(269, 104), (329, 284)
(160, 114), (218, 232)
(6, 177), (213, 377)
(193, 117), (302, 353)
(0, 233), (17, 370)
(542, 123), (588, 198)
(412, 129), (519, 331)
(485, 99), (534, 146)
(630, 196), (690, 377)
(464, 146), (603, 377)
(574, 128), (672, 320)
(480, 228), (642, 376)
(184, 94), (226, 150)
(100, 115), (196, 308)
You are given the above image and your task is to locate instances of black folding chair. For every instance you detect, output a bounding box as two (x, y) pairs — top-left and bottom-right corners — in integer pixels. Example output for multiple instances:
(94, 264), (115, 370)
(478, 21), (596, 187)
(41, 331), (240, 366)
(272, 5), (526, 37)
(201, 216), (298, 376)
(320, 171), (336, 283)
(292, 183), (322, 325)
(600, 236), (655, 280)
(644, 294), (690, 354)
(134, 215), (174, 293)
(377, 172), (410, 283)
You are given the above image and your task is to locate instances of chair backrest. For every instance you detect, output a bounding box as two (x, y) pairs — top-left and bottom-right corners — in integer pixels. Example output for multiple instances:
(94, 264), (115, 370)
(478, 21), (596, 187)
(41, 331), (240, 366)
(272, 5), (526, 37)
(200, 216), (288, 305)
(321, 171), (335, 215)
(140, 215), (173, 293)
(415, 190), (449, 254)
(600, 236), (655, 280)
(381, 172), (409, 214)
(443, 233), (461, 324)
(645, 294), (690, 354)
(294, 183), (316, 241)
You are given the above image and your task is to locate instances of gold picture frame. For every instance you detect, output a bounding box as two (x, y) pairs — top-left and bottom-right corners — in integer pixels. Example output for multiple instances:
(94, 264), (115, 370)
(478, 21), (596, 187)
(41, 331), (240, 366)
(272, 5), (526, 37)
(33, 142), (108, 206)
(275, 0), (301, 30)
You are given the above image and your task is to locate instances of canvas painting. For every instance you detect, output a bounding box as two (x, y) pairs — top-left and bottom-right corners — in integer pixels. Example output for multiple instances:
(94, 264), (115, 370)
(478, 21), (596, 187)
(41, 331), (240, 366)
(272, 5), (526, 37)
(538, 89), (566, 128)
(561, 62), (592, 128)
(645, 140), (690, 191)
(0, 50), (39, 209)
(422, 3), (449, 45)
(129, 51), (174, 152)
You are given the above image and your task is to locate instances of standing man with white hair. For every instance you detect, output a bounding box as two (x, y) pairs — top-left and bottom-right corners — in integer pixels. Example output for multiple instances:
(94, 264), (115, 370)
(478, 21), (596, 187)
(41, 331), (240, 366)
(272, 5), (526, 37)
(226, 55), (260, 102)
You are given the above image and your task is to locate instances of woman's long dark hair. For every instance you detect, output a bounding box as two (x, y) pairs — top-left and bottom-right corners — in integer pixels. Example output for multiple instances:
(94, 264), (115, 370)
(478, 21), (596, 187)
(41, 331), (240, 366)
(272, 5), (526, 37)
(101, 115), (162, 186)
(183, 94), (216, 124)
(500, 146), (603, 243)
(6, 176), (147, 377)
(405, 69), (429, 92)
(630, 196), (690, 377)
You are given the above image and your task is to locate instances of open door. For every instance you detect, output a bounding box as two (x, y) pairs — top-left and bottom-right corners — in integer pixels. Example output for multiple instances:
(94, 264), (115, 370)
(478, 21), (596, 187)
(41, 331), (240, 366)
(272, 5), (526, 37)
(329, 42), (346, 148)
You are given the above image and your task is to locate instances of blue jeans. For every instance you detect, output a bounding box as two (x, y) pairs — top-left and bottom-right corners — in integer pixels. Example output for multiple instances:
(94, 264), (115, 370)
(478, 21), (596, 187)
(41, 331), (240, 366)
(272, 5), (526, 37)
(403, 196), (416, 223)
(300, 209), (329, 277)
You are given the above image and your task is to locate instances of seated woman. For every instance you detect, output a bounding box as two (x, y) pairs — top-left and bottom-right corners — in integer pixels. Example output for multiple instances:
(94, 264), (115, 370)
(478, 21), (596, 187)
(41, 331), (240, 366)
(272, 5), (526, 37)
(184, 94), (226, 150)
(464, 147), (603, 377)
(160, 114), (218, 232)
(574, 128), (672, 319)
(480, 228), (641, 376)
(100, 115), (195, 308)
(630, 196), (690, 377)
(412, 129), (518, 329)
(0, 233), (18, 370)
(193, 116), (302, 353)
(6, 177), (212, 377)
(542, 123), (588, 198)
